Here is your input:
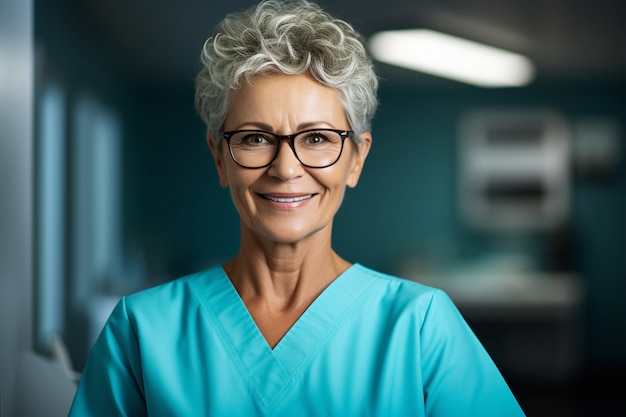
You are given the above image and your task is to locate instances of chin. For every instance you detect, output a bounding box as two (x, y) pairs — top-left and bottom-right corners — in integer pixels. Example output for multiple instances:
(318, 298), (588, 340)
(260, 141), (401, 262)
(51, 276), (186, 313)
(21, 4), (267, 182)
(257, 223), (330, 245)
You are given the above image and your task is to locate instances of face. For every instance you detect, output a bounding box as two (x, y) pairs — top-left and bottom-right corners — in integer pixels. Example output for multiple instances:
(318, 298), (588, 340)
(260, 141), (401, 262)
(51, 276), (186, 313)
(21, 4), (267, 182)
(208, 73), (371, 245)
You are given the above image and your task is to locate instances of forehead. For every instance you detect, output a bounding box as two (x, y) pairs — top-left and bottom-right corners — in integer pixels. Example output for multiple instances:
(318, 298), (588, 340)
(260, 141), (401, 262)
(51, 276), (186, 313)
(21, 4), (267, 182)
(224, 73), (348, 131)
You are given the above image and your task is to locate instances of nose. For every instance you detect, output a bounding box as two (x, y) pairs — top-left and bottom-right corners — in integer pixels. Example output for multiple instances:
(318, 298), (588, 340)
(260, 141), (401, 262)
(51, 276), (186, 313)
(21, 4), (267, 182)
(267, 138), (304, 180)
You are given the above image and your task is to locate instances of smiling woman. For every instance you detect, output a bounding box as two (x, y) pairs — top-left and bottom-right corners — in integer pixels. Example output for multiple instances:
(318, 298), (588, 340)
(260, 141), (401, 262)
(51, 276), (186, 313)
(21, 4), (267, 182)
(68, 1), (525, 416)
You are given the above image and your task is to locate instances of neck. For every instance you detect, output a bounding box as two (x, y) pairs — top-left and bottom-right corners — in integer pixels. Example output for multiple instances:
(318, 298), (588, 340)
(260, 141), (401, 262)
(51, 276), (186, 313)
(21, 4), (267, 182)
(223, 226), (351, 348)
(225, 226), (350, 310)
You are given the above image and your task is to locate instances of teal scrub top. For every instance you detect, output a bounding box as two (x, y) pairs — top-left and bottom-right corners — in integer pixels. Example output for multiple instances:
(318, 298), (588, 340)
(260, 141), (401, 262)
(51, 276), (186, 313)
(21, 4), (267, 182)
(69, 264), (525, 416)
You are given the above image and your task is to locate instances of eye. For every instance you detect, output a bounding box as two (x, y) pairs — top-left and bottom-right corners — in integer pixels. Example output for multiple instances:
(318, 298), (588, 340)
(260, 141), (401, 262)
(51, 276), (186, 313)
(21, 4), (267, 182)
(239, 133), (272, 146)
(298, 131), (343, 149)
(303, 132), (330, 145)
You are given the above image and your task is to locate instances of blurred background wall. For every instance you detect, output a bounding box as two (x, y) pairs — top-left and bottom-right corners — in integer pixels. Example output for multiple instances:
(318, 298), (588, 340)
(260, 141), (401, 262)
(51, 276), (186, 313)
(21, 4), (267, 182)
(3, 0), (624, 415)
(1, 1), (34, 415)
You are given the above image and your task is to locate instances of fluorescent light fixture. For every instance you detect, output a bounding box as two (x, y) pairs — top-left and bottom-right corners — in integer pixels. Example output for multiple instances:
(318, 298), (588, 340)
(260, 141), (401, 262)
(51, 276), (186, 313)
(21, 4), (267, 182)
(368, 29), (535, 87)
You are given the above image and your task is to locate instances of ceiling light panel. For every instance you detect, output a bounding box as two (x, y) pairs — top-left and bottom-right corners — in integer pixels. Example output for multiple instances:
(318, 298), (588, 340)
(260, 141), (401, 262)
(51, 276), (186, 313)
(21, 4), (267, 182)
(369, 29), (535, 87)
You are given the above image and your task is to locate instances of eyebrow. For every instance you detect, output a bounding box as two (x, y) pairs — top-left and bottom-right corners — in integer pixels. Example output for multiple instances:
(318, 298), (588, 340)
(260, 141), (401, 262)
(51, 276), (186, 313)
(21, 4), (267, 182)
(231, 121), (337, 132)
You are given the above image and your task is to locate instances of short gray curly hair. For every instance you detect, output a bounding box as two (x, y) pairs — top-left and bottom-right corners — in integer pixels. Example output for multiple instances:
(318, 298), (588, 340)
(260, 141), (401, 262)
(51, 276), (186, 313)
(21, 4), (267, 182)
(194, 0), (378, 143)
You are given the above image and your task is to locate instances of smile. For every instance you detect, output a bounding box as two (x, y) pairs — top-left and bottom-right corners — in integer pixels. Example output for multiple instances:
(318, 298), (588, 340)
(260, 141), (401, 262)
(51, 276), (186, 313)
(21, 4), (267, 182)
(260, 194), (314, 203)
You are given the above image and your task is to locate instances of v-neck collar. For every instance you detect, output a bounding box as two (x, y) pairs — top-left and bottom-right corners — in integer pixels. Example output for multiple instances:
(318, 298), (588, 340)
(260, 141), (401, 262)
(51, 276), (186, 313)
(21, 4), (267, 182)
(191, 263), (376, 408)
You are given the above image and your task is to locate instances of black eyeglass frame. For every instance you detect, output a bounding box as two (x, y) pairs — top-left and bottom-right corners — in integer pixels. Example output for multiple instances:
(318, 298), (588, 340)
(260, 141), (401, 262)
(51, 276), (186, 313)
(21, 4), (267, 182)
(220, 128), (354, 169)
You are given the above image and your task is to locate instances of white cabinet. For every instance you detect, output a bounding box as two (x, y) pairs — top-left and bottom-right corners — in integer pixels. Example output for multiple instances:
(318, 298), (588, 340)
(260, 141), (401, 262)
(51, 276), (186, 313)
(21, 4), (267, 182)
(458, 109), (570, 233)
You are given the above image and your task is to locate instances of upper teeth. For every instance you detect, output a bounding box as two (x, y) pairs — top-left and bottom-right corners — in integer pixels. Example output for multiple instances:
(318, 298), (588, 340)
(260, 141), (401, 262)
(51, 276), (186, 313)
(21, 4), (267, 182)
(264, 194), (313, 203)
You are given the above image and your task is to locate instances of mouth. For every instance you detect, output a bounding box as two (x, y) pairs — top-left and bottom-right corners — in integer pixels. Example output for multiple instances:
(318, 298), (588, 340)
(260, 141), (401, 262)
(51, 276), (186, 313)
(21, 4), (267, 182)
(259, 194), (315, 203)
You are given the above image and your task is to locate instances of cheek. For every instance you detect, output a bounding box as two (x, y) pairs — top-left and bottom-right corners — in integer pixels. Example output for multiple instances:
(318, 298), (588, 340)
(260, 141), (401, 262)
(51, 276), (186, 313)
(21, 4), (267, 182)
(224, 169), (259, 200)
(227, 181), (255, 220)
(316, 171), (350, 205)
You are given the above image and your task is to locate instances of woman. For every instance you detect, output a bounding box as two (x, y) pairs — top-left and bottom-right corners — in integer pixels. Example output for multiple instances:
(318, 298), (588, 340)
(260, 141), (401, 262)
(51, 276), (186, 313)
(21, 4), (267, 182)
(69, 1), (525, 416)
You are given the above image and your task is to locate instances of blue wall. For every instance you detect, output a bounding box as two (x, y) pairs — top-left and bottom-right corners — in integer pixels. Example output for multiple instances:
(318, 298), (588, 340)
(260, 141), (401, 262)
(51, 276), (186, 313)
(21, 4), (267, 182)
(342, 83), (626, 368)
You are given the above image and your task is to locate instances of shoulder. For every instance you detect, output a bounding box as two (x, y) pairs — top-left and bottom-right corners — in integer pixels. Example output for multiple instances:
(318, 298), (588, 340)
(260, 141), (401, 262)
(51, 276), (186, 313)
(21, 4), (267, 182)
(350, 263), (456, 321)
(351, 263), (442, 299)
(122, 264), (224, 316)
(351, 262), (423, 285)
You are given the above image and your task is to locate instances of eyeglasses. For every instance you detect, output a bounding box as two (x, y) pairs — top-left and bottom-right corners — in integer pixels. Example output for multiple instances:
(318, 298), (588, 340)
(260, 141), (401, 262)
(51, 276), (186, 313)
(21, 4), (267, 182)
(220, 128), (354, 169)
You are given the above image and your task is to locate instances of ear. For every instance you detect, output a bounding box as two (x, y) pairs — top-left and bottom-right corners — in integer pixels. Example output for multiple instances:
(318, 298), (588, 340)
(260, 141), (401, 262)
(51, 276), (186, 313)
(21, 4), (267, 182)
(207, 134), (229, 188)
(346, 132), (372, 188)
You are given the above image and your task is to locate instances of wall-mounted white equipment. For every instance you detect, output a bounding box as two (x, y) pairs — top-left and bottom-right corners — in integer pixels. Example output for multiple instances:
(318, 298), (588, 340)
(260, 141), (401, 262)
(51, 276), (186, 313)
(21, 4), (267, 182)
(458, 109), (570, 233)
